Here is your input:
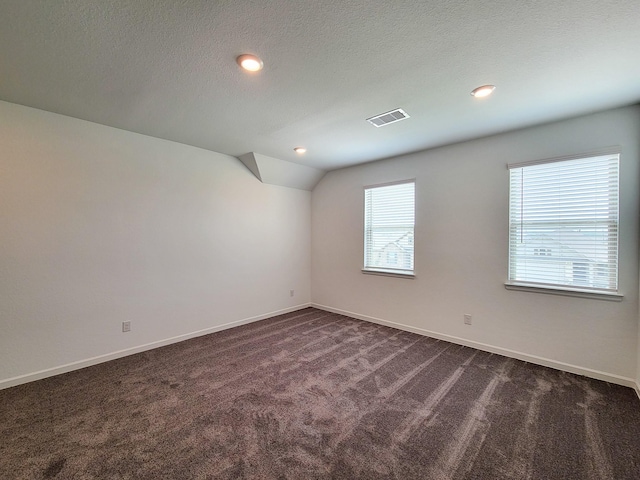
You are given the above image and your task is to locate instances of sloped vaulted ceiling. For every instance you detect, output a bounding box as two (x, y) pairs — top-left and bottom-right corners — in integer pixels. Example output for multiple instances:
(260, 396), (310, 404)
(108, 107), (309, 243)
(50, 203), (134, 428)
(0, 0), (639, 172)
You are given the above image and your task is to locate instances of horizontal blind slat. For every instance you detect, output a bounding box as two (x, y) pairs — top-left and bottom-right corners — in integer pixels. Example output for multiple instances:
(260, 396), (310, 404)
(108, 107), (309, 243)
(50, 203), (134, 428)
(508, 154), (619, 291)
(364, 181), (415, 272)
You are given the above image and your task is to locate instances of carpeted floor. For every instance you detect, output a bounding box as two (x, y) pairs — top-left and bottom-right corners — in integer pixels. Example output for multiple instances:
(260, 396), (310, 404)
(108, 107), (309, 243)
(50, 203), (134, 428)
(1, 307), (639, 479)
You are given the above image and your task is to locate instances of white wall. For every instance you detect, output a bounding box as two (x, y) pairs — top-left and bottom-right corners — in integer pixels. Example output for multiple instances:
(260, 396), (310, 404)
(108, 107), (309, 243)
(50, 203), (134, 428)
(0, 101), (311, 387)
(312, 106), (640, 384)
(3, 100), (638, 390)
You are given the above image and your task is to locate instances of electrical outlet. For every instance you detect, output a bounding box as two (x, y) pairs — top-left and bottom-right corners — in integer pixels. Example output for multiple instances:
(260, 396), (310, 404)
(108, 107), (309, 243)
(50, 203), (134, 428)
(290, 290), (294, 297)
(464, 314), (472, 325)
(122, 321), (131, 332)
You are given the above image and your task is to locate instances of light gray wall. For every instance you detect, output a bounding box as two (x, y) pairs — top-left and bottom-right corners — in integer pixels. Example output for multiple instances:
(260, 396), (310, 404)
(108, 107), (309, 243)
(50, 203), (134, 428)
(311, 106), (640, 383)
(0, 101), (311, 386)
(3, 99), (639, 388)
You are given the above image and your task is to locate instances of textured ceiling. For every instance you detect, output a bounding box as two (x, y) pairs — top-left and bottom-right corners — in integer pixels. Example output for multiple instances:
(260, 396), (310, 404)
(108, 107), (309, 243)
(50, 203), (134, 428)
(1, 0), (639, 170)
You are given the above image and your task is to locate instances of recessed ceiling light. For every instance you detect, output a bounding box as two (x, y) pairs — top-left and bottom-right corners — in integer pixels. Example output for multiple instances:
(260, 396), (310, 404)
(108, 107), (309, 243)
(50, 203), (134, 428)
(471, 85), (496, 98)
(236, 54), (263, 72)
(294, 147), (307, 154)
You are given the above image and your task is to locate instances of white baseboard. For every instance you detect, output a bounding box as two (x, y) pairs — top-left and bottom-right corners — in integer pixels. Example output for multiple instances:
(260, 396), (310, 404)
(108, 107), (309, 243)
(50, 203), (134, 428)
(0, 303), (311, 391)
(312, 303), (637, 390)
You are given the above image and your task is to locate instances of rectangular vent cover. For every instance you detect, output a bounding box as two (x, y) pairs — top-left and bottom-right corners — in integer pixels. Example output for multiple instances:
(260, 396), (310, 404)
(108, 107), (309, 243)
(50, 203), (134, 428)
(366, 108), (410, 127)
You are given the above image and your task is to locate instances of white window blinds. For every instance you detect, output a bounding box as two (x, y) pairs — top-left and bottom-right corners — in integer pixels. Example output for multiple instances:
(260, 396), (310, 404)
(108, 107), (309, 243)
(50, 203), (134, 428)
(364, 180), (415, 275)
(508, 153), (619, 292)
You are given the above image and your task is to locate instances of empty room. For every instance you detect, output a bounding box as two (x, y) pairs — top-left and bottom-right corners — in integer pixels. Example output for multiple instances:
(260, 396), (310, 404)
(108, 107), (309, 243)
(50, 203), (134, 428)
(1, 1), (640, 479)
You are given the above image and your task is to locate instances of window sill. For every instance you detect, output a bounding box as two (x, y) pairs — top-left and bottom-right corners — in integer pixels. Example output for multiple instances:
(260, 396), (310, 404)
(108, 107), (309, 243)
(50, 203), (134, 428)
(504, 282), (623, 301)
(362, 269), (415, 279)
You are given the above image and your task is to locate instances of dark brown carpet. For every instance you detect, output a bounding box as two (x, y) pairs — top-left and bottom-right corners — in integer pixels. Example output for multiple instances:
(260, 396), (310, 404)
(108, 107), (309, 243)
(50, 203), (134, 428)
(1, 307), (639, 479)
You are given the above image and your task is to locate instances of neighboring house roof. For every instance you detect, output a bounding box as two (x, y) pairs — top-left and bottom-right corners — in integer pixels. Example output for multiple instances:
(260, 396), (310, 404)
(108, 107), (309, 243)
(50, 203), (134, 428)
(372, 231), (413, 254)
(526, 227), (612, 263)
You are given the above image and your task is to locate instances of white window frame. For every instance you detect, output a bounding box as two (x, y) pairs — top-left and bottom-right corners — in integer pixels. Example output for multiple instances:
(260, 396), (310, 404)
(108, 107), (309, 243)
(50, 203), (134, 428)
(363, 179), (415, 278)
(506, 150), (622, 301)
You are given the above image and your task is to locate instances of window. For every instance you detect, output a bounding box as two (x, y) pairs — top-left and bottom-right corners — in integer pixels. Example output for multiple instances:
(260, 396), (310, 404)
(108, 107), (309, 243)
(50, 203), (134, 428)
(507, 153), (619, 295)
(364, 180), (415, 276)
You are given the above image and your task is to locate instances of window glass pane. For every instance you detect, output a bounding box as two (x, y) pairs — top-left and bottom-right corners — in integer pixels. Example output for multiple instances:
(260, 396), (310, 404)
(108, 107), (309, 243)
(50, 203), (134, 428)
(508, 154), (619, 292)
(364, 181), (415, 274)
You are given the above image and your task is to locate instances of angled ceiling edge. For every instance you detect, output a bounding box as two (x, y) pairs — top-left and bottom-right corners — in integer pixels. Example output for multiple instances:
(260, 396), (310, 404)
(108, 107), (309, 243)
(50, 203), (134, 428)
(237, 152), (326, 191)
(237, 152), (263, 181)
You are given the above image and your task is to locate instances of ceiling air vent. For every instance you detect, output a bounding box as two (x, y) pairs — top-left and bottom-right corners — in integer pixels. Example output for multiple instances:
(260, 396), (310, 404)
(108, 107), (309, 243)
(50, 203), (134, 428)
(366, 108), (410, 127)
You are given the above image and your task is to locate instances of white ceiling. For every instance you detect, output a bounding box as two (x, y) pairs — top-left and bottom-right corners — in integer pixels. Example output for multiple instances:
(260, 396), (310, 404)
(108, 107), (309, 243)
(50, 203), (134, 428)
(1, 0), (639, 171)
